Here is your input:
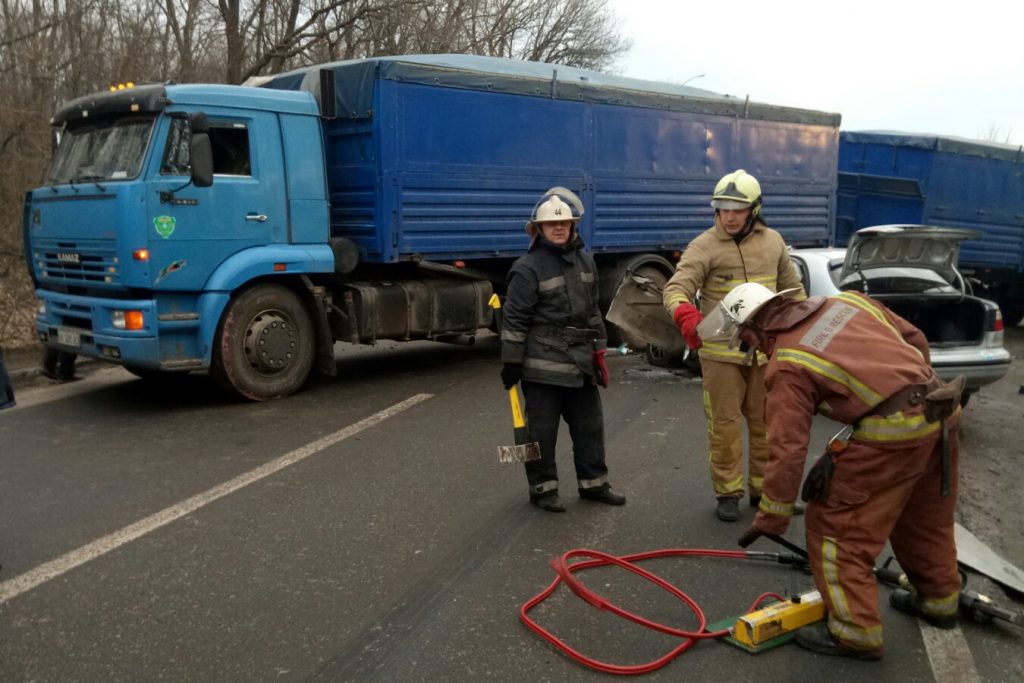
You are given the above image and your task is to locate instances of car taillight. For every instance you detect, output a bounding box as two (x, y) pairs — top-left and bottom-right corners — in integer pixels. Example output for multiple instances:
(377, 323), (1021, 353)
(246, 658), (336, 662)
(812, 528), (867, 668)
(989, 309), (1005, 346)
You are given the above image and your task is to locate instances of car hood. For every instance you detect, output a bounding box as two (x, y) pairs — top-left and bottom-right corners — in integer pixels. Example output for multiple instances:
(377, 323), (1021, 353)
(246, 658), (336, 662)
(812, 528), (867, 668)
(841, 225), (981, 283)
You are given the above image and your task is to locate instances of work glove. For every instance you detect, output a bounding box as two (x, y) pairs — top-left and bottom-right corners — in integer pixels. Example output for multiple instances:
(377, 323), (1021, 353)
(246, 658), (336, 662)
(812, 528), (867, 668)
(501, 363), (523, 390)
(737, 525), (764, 548)
(592, 349), (609, 388)
(672, 303), (703, 350)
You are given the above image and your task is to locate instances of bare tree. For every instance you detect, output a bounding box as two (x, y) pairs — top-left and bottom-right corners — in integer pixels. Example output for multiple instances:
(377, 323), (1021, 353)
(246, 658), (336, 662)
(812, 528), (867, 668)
(980, 125), (1014, 145)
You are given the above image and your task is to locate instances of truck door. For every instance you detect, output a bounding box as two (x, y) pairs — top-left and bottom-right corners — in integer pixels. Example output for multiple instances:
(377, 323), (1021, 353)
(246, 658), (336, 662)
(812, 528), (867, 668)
(146, 112), (287, 290)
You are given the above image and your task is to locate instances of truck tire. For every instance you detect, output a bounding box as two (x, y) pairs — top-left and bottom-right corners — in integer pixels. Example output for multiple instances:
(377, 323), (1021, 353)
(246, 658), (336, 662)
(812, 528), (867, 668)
(211, 284), (315, 401)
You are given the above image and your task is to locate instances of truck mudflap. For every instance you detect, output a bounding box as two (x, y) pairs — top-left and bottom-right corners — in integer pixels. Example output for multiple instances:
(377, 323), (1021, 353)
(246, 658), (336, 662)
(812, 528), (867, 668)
(606, 270), (686, 356)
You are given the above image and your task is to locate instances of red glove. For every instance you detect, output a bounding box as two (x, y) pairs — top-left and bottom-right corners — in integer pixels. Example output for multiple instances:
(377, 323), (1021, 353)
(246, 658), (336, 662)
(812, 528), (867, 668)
(672, 303), (703, 350)
(592, 349), (609, 388)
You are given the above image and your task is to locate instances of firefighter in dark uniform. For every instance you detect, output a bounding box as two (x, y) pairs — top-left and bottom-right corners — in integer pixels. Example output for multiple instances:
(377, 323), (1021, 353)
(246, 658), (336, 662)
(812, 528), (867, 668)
(500, 190), (626, 512)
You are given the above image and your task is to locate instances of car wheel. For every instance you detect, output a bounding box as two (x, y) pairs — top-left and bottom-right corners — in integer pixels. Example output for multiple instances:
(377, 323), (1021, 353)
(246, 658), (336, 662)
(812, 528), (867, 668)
(645, 343), (676, 367)
(211, 284), (315, 401)
(628, 266), (682, 367)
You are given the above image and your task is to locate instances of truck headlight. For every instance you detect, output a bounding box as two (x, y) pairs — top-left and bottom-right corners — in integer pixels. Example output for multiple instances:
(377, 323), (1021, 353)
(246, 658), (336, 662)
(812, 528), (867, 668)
(36, 298), (46, 316)
(112, 310), (144, 330)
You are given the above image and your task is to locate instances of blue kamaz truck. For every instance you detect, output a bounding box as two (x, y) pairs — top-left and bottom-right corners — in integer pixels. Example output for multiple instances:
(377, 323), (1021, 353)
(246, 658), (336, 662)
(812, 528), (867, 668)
(25, 55), (839, 400)
(837, 131), (1024, 326)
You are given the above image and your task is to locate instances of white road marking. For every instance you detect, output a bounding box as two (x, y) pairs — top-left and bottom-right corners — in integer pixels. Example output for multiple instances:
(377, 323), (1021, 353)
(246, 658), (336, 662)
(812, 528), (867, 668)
(0, 393), (433, 605)
(2, 366), (130, 411)
(921, 622), (982, 683)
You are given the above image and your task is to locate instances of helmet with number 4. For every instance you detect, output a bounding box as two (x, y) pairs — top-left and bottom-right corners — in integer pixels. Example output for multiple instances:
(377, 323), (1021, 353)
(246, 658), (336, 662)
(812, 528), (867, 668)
(525, 187), (584, 236)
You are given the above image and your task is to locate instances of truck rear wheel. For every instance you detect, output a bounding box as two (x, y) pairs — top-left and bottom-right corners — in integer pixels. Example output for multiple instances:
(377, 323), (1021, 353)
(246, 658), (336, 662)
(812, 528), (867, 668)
(211, 284), (315, 401)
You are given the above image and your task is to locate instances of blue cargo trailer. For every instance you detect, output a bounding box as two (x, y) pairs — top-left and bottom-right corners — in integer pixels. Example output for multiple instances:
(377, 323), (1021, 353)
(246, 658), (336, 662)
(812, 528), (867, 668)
(27, 54), (839, 400)
(837, 131), (1024, 324)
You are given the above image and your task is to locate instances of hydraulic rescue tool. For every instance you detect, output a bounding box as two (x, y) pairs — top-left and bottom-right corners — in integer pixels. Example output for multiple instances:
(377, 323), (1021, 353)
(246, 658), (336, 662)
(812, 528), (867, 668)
(874, 557), (1023, 626)
(520, 546), (817, 674)
(763, 535), (1023, 626)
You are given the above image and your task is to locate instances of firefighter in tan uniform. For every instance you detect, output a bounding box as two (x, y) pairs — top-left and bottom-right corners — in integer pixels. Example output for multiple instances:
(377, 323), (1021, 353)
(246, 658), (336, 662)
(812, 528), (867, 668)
(663, 170), (805, 521)
(723, 283), (963, 660)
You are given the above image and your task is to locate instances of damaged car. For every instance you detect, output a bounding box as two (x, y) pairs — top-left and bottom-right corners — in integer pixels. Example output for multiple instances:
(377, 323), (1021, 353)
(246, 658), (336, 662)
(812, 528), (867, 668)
(790, 225), (1012, 405)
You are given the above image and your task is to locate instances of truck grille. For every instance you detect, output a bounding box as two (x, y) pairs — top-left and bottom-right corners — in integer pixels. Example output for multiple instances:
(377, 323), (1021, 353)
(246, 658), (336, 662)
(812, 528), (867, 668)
(33, 240), (120, 287)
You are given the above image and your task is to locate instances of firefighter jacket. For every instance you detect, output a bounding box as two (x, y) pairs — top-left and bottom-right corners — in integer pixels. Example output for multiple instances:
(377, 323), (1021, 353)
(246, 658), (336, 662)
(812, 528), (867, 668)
(501, 233), (607, 388)
(663, 218), (805, 364)
(754, 291), (937, 529)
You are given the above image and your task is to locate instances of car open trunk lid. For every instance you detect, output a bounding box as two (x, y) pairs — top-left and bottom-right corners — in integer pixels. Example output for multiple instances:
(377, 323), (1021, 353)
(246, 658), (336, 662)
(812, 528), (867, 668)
(841, 225), (981, 286)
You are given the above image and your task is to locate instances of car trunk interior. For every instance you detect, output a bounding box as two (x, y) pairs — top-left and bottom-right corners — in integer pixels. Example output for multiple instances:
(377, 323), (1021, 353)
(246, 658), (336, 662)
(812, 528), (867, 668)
(876, 296), (986, 347)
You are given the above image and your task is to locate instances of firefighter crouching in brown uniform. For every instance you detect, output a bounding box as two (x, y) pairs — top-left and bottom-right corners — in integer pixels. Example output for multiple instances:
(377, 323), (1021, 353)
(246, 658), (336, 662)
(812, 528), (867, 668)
(663, 170), (806, 522)
(721, 282), (964, 660)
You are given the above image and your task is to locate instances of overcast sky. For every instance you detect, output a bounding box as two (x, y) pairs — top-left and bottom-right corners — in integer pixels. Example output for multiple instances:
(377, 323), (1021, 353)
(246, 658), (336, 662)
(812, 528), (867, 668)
(606, 0), (1023, 146)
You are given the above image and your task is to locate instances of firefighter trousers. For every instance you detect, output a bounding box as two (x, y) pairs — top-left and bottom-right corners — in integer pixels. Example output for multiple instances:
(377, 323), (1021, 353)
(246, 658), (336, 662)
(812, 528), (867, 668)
(699, 356), (768, 499)
(804, 414), (961, 653)
(521, 380), (609, 496)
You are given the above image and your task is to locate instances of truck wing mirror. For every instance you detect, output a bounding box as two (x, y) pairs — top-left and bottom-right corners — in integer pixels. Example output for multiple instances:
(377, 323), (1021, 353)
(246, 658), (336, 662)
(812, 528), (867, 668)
(189, 111), (209, 134)
(189, 132), (213, 188)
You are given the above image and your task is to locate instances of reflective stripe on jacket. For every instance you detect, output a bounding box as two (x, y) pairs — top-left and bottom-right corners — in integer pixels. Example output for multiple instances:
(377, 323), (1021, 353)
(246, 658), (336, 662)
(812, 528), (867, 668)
(663, 219), (805, 365)
(758, 291), (938, 520)
(501, 234), (607, 388)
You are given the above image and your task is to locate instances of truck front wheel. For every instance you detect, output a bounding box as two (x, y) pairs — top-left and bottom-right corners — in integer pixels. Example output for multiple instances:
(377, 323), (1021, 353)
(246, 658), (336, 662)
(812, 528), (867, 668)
(212, 284), (315, 401)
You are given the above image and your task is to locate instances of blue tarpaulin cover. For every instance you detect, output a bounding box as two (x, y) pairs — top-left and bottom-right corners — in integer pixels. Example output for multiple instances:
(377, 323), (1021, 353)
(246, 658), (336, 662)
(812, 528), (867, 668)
(844, 130), (1023, 163)
(260, 53), (840, 126)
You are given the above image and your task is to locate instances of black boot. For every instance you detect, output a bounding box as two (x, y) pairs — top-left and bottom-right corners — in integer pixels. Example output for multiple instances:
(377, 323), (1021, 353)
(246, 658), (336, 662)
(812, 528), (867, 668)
(579, 486), (625, 505)
(530, 492), (566, 513)
(889, 589), (957, 629)
(716, 497), (740, 522)
(794, 622), (883, 661)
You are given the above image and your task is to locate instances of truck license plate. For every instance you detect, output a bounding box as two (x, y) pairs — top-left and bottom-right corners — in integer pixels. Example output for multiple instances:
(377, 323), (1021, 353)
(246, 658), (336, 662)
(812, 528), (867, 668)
(57, 328), (81, 348)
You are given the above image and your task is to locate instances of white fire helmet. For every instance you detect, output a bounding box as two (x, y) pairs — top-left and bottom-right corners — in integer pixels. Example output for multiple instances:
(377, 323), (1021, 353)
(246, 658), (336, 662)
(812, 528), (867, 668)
(525, 188), (584, 236)
(697, 282), (801, 348)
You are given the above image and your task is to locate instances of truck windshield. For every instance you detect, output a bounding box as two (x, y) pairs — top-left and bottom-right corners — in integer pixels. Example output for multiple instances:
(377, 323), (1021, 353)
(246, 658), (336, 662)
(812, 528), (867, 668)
(47, 114), (156, 184)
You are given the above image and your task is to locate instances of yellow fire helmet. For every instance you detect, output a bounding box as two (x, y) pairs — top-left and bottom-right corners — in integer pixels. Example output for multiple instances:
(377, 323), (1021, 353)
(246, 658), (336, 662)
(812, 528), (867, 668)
(711, 169), (762, 215)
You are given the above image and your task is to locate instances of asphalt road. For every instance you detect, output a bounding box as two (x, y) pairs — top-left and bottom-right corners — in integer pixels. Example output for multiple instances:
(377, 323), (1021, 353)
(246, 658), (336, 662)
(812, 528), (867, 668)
(1, 335), (1022, 682)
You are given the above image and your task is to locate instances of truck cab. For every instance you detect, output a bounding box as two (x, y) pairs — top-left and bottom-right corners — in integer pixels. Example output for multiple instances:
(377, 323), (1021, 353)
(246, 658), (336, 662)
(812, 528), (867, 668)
(27, 83), (333, 398)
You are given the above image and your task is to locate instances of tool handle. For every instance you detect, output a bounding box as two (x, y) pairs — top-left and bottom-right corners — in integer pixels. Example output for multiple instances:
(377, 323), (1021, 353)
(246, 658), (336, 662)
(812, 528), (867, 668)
(873, 566), (910, 589)
(488, 293), (503, 331)
(508, 386), (527, 430)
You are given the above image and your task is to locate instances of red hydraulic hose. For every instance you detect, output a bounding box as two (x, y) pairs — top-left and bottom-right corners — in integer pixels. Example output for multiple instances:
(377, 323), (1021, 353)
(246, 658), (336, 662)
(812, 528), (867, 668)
(520, 547), (786, 676)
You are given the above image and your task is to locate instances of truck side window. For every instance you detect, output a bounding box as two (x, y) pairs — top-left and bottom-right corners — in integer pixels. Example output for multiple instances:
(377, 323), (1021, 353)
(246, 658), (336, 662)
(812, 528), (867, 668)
(210, 124), (251, 176)
(160, 117), (191, 176)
